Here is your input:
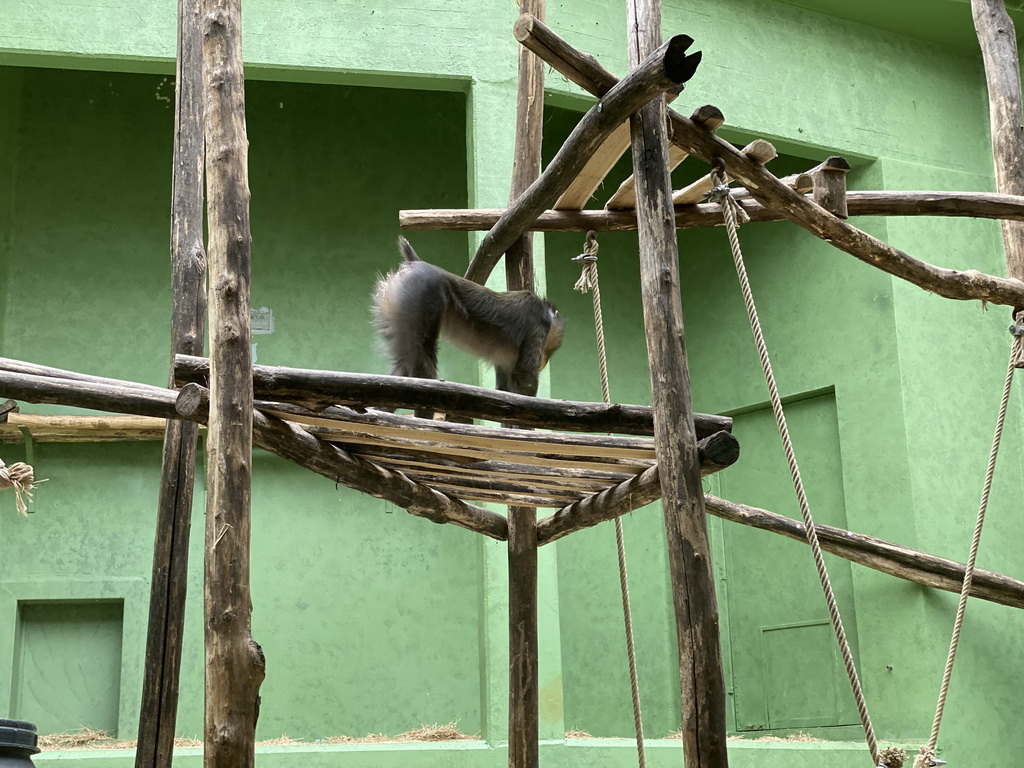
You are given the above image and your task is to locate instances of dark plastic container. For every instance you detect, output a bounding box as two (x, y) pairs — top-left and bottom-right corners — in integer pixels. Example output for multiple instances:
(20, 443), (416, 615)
(0, 720), (39, 767)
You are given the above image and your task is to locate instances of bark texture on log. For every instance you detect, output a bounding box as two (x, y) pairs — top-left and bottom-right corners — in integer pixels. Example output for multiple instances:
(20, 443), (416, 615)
(536, 430), (739, 544)
(465, 32), (700, 284)
(399, 190), (1024, 234)
(624, 3), (729, 766)
(511, 13), (1024, 307)
(200, 0), (264, 763)
(973, 0), (1024, 283)
(135, 0), (206, 762)
(173, 354), (732, 438)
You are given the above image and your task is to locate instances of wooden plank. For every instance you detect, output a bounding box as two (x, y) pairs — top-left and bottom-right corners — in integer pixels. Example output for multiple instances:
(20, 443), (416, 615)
(465, 32), (702, 284)
(311, 429), (654, 474)
(625, 2), (729, 766)
(200, 0), (264, 762)
(604, 105), (724, 210)
(670, 139), (776, 206)
(0, 414), (168, 443)
(266, 408), (657, 460)
(973, 0), (1024, 282)
(555, 121), (633, 210)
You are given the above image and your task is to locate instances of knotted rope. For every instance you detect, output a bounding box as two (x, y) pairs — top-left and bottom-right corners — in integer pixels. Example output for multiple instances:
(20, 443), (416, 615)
(709, 162), (894, 768)
(912, 311), (1023, 768)
(573, 231), (645, 768)
(0, 458), (40, 516)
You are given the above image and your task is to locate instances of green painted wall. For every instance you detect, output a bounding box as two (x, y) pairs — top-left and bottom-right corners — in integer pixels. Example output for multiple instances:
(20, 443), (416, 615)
(1, 0), (1022, 767)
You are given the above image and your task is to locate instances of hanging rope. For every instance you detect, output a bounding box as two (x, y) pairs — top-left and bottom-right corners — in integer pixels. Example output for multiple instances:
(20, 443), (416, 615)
(573, 231), (646, 768)
(0, 458), (41, 516)
(912, 312), (1023, 768)
(708, 162), (891, 768)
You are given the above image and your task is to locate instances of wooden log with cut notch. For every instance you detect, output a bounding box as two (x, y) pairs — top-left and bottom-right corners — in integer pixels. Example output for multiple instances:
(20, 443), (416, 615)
(465, 31), (702, 284)
(625, 1), (729, 764)
(511, 13), (1024, 307)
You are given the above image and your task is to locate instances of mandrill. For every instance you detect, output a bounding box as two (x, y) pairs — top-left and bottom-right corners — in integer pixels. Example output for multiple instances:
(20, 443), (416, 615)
(373, 237), (565, 399)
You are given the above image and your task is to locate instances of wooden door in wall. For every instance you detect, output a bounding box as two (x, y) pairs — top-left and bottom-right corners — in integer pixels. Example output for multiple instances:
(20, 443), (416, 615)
(715, 393), (861, 732)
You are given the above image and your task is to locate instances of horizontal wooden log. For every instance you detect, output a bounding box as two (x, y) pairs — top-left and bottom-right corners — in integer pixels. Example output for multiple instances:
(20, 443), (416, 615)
(173, 354), (732, 438)
(515, 16), (1024, 307)
(703, 495), (1024, 610)
(465, 32), (700, 283)
(401, 190), (1024, 234)
(0, 367), (506, 539)
(536, 430), (739, 543)
(0, 414), (168, 442)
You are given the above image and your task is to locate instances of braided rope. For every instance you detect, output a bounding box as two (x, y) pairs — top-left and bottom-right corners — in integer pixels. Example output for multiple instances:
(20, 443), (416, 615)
(574, 232), (645, 768)
(0, 458), (40, 516)
(710, 169), (885, 767)
(914, 315), (1023, 768)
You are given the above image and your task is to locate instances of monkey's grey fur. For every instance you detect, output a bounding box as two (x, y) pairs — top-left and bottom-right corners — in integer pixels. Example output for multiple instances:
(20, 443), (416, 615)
(373, 238), (565, 401)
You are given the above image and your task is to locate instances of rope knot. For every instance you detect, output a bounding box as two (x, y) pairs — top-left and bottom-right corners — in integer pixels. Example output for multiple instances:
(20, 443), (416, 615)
(708, 165), (751, 225)
(573, 230), (600, 295)
(0, 458), (41, 516)
(878, 746), (908, 768)
(912, 747), (946, 768)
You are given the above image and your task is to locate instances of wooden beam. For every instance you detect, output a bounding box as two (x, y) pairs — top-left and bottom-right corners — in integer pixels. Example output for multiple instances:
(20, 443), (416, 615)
(201, 0), (263, 758)
(135, 0), (206, 762)
(809, 155), (852, 219)
(703, 495), (1024, 610)
(973, 0), (1024, 282)
(173, 354), (733, 438)
(537, 482), (1024, 609)
(625, 1), (728, 765)
(400, 190), (1024, 234)
(465, 32), (701, 284)
(511, 15), (1024, 307)
(670, 139), (776, 206)
(0, 414), (168, 442)
(0, 369), (508, 539)
(605, 105), (725, 210)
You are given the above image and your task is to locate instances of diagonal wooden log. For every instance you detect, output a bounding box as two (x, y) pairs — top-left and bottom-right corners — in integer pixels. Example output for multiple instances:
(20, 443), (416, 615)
(400, 191), (1024, 234)
(534, 473), (1024, 610)
(0, 368), (508, 540)
(173, 354), (733, 438)
(973, 0), (1024, 284)
(135, 0), (206, 763)
(513, 13), (1024, 307)
(465, 31), (700, 284)
(536, 430), (738, 543)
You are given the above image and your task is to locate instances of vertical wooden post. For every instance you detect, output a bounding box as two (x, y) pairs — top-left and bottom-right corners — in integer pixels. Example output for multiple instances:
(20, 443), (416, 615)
(506, 2), (545, 766)
(134, 0), (206, 765)
(972, 0), (1024, 282)
(201, 0), (265, 766)
(625, 1), (729, 767)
